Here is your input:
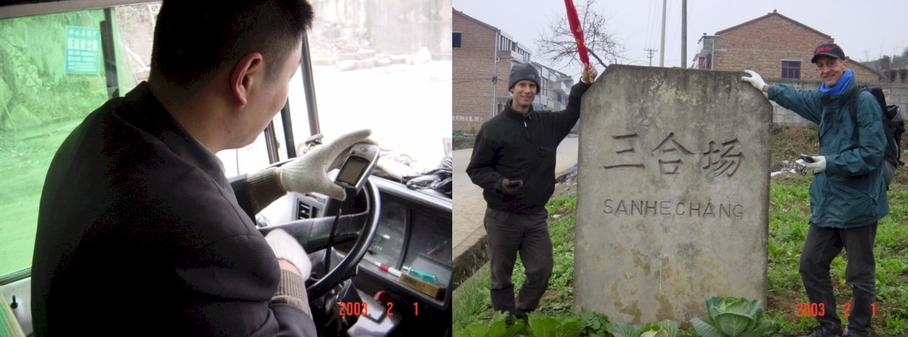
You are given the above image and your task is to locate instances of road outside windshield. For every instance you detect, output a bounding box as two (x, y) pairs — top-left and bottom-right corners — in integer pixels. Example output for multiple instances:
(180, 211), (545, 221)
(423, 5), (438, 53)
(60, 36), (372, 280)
(297, 0), (452, 172)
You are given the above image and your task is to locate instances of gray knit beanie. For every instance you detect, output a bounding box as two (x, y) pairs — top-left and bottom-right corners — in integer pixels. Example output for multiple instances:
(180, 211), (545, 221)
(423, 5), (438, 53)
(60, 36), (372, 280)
(508, 63), (540, 90)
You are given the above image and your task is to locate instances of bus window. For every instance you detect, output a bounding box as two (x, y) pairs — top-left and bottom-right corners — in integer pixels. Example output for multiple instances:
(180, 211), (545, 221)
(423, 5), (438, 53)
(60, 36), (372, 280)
(0, 2), (288, 278)
(0, 5), (145, 278)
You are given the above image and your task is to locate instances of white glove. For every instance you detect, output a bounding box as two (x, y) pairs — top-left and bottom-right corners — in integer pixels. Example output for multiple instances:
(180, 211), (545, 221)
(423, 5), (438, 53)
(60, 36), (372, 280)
(265, 229), (311, 281)
(796, 155), (827, 173)
(741, 70), (767, 92)
(280, 129), (372, 200)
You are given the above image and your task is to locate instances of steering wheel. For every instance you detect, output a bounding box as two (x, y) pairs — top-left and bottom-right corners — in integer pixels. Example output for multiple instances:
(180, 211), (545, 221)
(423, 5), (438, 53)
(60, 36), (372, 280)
(259, 177), (380, 300)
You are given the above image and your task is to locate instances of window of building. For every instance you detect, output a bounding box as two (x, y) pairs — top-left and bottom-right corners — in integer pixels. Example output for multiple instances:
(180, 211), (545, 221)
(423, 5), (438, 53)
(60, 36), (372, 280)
(499, 36), (512, 51)
(452, 32), (461, 48)
(781, 60), (801, 79)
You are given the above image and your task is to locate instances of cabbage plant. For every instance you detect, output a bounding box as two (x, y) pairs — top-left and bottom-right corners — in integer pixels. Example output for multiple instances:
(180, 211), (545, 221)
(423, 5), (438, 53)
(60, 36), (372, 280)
(609, 320), (679, 337)
(690, 297), (777, 337)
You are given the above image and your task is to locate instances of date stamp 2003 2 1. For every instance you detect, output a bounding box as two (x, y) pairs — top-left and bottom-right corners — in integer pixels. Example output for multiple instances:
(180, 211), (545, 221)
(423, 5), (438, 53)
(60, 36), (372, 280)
(794, 302), (877, 318)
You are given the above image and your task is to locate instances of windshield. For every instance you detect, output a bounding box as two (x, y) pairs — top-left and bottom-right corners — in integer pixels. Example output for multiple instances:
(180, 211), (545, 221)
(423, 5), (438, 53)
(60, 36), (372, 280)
(0, 0), (451, 279)
(297, 0), (452, 171)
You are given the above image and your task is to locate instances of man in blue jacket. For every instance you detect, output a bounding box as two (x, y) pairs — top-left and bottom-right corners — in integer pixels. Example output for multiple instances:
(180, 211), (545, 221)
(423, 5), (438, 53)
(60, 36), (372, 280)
(743, 43), (888, 337)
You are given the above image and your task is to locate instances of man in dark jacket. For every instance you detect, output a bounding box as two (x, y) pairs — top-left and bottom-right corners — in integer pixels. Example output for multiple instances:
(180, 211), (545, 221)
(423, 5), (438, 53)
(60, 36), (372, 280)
(467, 63), (597, 320)
(31, 1), (370, 336)
(743, 43), (888, 337)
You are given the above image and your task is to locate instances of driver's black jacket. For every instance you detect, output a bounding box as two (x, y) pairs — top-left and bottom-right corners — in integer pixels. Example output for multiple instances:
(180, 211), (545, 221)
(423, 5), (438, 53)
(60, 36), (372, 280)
(467, 82), (591, 213)
(32, 82), (316, 337)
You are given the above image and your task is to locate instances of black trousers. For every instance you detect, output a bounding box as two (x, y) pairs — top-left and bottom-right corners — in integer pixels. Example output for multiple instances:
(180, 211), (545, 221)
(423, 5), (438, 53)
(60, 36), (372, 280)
(800, 222), (877, 337)
(483, 207), (553, 315)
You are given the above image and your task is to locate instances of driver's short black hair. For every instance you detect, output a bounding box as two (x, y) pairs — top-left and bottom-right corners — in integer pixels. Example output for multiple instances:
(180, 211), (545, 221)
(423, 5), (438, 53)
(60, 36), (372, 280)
(150, 0), (313, 88)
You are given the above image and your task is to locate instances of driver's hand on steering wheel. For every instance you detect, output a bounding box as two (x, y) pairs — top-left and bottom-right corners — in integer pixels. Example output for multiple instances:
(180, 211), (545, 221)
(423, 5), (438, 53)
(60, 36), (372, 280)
(278, 129), (373, 201)
(266, 229), (314, 316)
(266, 229), (312, 281)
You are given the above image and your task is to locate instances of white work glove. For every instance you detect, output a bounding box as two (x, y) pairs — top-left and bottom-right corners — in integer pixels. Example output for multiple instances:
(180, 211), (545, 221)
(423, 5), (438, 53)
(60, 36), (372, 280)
(280, 129), (372, 201)
(265, 229), (311, 281)
(796, 155), (827, 173)
(741, 70), (767, 92)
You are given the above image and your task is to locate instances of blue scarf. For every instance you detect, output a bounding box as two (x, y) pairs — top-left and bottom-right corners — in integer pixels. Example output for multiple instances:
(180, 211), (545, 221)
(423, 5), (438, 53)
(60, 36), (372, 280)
(818, 68), (853, 95)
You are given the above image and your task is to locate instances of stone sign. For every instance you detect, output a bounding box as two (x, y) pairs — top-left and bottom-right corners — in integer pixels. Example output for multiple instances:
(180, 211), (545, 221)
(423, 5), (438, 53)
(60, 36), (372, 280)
(574, 65), (771, 323)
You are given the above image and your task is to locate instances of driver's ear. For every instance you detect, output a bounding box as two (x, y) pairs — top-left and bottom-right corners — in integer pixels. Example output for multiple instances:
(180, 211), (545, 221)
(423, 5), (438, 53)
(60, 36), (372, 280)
(228, 52), (265, 107)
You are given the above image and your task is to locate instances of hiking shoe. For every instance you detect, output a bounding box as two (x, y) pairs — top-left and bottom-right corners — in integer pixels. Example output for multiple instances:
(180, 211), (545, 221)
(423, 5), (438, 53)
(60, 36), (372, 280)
(806, 326), (843, 337)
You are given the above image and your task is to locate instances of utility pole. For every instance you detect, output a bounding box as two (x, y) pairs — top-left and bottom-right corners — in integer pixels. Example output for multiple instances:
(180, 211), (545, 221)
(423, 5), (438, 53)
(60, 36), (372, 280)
(645, 48), (657, 67)
(659, 0), (666, 67)
(681, 0), (687, 68)
(491, 31), (499, 118)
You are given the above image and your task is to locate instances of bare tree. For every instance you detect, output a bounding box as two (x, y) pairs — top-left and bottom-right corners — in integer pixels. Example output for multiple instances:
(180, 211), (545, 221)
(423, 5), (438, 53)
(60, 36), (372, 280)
(537, 0), (623, 68)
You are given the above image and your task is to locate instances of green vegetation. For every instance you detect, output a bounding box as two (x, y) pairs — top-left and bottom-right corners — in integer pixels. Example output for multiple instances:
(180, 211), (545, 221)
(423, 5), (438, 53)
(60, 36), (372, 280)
(767, 174), (908, 336)
(690, 297), (776, 337)
(610, 320), (679, 337)
(456, 310), (613, 337)
(454, 129), (477, 150)
(453, 194), (580, 333)
(453, 126), (908, 336)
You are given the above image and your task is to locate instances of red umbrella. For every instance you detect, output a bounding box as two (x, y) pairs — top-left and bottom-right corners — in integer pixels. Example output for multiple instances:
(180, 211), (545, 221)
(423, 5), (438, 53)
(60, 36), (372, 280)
(564, 0), (590, 65)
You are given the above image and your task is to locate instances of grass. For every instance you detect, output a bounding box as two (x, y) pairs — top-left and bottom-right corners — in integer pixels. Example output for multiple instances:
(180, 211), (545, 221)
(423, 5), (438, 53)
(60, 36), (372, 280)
(454, 129), (477, 150)
(453, 126), (908, 336)
(767, 174), (908, 336)
(453, 194), (580, 329)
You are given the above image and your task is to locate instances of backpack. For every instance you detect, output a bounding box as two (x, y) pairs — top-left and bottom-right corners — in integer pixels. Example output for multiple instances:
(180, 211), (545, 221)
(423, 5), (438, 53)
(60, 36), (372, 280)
(847, 86), (905, 187)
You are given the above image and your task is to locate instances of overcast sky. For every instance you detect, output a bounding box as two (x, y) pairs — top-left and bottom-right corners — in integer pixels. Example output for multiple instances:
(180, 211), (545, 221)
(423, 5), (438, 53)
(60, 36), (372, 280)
(452, 0), (908, 80)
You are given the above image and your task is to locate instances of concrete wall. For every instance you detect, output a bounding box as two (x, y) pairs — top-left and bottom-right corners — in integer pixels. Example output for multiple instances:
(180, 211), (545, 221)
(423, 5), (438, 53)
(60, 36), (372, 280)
(574, 65), (771, 323)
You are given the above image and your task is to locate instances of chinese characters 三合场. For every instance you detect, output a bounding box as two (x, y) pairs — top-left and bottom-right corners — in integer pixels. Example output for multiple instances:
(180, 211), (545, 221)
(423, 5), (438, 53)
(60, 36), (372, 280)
(602, 130), (744, 178)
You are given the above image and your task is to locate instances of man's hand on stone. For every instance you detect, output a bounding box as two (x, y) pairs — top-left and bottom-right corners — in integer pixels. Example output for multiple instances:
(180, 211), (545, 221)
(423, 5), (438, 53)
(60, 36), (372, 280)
(796, 155), (827, 174)
(582, 64), (598, 84)
(499, 178), (524, 195)
(741, 70), (768, 92)
(279, 129), (372, 201)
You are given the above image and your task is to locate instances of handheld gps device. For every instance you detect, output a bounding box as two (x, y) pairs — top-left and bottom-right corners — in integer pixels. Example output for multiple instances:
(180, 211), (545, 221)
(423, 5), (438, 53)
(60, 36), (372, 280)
(334, 143), (380, 192)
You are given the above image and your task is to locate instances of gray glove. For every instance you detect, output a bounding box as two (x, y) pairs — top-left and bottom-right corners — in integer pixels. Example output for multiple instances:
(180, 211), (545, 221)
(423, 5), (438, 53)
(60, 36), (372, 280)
(499, 178), (524, 195)
(265, 229), (311, 281)
(280, 129), (372, 200)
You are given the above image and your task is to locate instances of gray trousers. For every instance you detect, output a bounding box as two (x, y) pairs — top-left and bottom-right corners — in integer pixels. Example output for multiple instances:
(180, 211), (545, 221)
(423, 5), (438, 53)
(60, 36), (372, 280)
(800, 222), (877, 337)
(484, 207), (553, 315)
